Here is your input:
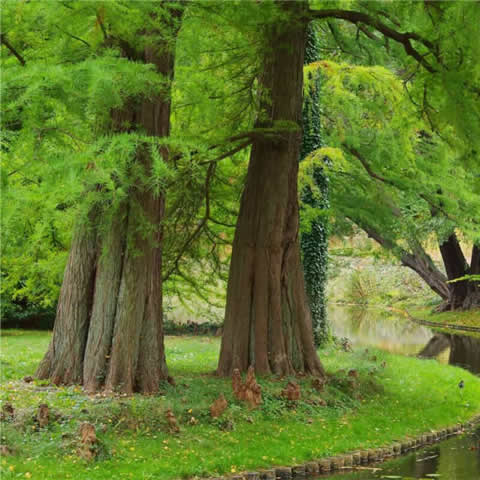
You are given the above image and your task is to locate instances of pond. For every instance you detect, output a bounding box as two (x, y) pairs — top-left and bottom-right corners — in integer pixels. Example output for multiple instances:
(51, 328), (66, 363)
(318, 305), (480, 480)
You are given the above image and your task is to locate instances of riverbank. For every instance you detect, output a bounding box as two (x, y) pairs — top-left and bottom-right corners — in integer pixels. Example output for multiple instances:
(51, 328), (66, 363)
(408, 307), (480, 338)
(1, 331), (480, 480)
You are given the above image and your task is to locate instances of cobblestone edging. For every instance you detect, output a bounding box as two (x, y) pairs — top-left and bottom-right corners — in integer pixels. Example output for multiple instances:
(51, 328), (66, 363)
(206, 415), (480, 480)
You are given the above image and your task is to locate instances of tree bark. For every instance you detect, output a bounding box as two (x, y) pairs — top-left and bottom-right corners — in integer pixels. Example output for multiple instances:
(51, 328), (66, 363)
(217, 1), (325, 378)
(439, 232), (469, 309)
(36, 210), (99, 384)
(462, 244), (480, 309)
(400, 245), (450, 300)
(437, 233), (480, 310)
(37, 10), (182, 393)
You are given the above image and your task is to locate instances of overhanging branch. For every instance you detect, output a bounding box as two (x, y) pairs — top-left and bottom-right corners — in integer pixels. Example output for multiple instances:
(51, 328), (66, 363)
(309, 9), (438, 73)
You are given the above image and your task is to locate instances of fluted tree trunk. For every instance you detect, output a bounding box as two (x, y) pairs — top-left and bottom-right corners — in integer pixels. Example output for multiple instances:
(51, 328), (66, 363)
(37, 9), (183, 394)
(439, 235), (480, 310)
(217, 1), (325, 378)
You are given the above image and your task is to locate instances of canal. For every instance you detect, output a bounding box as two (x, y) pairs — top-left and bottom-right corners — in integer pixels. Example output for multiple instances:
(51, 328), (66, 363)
(318, 306), (480, 479)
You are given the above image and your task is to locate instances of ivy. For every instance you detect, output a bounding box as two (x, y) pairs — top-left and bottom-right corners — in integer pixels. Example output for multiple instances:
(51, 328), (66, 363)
(300, 23), (329, 347)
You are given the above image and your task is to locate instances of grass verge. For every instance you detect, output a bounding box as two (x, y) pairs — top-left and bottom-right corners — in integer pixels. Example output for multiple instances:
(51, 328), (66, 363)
(1, 330), (480, 480)
(409, 307), (480, 338)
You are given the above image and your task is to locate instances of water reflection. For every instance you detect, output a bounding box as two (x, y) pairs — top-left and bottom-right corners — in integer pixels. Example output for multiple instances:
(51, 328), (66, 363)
(328, 305), (480, 374)
(323, 305), (480, 479)
(419, 333), (480, 374)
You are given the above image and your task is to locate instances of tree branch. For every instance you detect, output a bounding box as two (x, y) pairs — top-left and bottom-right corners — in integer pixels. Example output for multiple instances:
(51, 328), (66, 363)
(54, 25), (91, 48)
(1, 33), (26, 66)
(163, 162), (216, 282)
(349, 216), (450, 300)
(343, 144), (454, 220)
(309, 9), (438, 73)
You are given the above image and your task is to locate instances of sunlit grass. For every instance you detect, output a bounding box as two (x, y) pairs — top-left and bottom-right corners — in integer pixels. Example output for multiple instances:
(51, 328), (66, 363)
(410, 307), (480, 338)
(1, 330), (480, 479)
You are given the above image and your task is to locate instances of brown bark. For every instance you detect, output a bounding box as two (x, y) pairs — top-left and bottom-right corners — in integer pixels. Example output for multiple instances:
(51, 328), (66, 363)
(463, 244), (480, 309)
(438, 233), (479, 310)
(82, 208), (127, 392)
(358, 216), (479, 310)
(217, 1), (324, 378)
(37, 9), (182, 393)
(36, 211), (99, 384)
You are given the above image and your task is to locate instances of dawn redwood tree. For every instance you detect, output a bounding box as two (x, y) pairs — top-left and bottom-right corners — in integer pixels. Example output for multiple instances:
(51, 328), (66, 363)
(36, 4), (184, 393)
(217, 0), (325, 377)
(217, 0), (480, 376)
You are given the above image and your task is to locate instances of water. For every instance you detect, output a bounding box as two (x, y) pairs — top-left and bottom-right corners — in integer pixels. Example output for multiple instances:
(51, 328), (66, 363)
(319, 305), (480, 480)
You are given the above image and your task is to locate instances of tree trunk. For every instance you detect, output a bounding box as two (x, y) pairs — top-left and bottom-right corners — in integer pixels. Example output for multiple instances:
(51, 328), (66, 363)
(37, 12), (182, 393)
(217, 2), (325, 378)
(400, 247), (450, 300)
(439, 232), (469, 309)
(36, 210), (99, 384)
(437, 234), (480, 310)
(463, 244), (480, 309)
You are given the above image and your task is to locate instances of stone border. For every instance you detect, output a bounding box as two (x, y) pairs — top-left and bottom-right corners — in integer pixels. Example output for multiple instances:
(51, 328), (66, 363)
(207, 415), (480, 480)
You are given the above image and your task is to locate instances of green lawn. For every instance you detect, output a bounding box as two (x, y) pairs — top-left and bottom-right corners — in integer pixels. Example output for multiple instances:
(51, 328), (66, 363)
(1, 330), (480, 479)
(411, 307), (480, 327)
(409, 307), (480, 338)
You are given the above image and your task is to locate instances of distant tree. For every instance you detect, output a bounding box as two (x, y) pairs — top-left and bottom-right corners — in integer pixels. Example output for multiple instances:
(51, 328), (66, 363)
(304, 60), (479, 310)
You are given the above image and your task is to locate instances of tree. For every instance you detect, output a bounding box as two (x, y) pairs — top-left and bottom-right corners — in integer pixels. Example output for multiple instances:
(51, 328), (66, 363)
(304, 1), (480, 311)
(1, 1), (184, 393)
(303, 59), (480, 310)
(217, 1), (325, 377)
(39, 3), (184, 394)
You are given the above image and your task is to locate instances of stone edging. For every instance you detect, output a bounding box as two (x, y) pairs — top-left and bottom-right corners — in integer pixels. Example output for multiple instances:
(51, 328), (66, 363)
(206, 415), (480, 480)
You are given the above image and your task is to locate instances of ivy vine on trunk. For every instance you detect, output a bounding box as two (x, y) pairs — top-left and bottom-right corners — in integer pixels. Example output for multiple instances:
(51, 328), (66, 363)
(300, 23), (329, 347)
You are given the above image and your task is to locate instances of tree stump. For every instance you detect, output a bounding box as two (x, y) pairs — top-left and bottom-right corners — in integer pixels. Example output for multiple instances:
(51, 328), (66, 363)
(78, 422), (97, 461)
(281, 381), (301, 401)
(210, 394), (228, 418)
(232, 367), (262, 409)
(165, 409), (180, 433)
(37, 404), (49, 428)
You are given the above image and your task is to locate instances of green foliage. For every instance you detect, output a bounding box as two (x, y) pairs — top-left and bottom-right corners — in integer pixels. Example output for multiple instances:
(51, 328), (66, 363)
(0, 1), (264, 318)
(2, 0), (480, 322)
(303, 57), (479, 285)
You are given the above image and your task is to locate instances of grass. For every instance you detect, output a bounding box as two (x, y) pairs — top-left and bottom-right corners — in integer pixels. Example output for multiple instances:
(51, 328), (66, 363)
(1, 330), (480, 480)
(411, 307), (480, 327)
(409, 307), (480, 338)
